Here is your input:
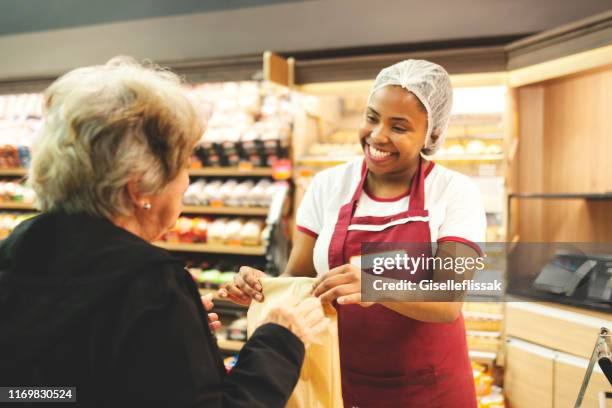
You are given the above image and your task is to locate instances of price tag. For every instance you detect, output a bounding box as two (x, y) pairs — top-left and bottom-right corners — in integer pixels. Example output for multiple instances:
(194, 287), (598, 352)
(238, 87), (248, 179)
(272, 159), (292, 180)
(238, 161), (254, 172)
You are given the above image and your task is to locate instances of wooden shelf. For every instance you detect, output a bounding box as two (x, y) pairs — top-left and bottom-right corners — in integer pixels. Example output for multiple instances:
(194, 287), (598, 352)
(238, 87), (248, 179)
(296, 153), (504, 167)
(297, 156), (360, 167)
(154, 241), (266, 255)
(431, 153), (504, 162)
(182, 205), (268, 216)
(189, 167), (273, 177)
(218, 338), (245, 352)
(509, 192), (612, 200)
(0, 168), (28, 176)
(469, 350), (497, 364)
(0, 202), (36, 210)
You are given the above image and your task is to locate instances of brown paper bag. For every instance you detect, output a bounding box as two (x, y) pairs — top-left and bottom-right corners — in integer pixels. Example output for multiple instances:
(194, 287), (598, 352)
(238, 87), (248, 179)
(247, 277), (343, 408)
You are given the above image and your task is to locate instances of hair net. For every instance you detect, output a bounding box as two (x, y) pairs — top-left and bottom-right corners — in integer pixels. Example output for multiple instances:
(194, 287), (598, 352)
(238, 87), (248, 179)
(368, 59), (453, 155)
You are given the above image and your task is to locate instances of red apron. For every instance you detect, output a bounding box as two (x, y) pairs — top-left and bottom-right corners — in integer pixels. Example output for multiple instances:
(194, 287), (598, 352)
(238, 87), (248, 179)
(328, 158), (477, 408)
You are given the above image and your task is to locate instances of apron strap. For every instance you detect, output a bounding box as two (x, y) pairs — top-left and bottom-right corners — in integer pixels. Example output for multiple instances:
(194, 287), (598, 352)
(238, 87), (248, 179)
(349, 159), (369, 203)
(328, 157), (428, 269)
(407, 156), (426, 212)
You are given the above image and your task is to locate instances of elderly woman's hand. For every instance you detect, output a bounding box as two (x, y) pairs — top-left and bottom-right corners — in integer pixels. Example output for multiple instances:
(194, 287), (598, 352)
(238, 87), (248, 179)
(264, 297), (330, 347)
(200, 293), (221, 332)
(312, 264), (375, 307)
(217, 266), (265, 306)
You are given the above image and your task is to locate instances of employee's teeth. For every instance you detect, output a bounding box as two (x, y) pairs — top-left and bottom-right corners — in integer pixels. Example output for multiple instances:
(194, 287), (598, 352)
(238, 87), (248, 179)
(370, 146), (391, 158)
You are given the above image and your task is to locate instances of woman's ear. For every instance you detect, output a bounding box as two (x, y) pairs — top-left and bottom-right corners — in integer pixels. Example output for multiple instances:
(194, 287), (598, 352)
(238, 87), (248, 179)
(126, 177), (146, 209)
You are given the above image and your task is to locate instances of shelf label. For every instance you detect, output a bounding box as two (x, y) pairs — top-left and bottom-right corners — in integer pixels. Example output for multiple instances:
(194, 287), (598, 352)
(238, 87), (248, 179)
(238, 161), (254, 172)
(272, 159), (292, 180)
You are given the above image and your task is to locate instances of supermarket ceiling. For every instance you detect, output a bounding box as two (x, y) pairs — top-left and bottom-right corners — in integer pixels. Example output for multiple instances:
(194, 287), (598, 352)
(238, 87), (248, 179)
(0, 0), (311, 35)
(0, 0), (611, 81)
(2, 0), (610, 38)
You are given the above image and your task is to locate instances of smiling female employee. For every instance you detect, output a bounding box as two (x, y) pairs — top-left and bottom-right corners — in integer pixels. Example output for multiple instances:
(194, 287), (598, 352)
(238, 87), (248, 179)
(221, 60), (486, 407)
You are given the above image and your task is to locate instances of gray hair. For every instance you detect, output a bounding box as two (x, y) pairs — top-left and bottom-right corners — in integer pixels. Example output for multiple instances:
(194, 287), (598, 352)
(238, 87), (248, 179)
(29, 56), (202, 219)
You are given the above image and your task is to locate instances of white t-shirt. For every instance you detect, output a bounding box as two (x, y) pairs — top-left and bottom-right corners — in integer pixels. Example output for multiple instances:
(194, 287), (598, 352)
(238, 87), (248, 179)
(296, 158), (487, 276)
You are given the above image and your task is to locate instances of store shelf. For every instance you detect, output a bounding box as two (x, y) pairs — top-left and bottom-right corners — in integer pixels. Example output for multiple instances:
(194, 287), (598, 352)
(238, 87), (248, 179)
(218, 338), (245, 352)
(0, 202), (36, 210)
(181, 205), (269, 216)
(0, 168), (28, 176)
(431, 154), (504, 162)
(297, 156), (361, 167)
(445, 134), (504, 140)
(469, 350), (497, 364)
(508, 192), (612, 200)
(189, 167), (273, 177)
(154, 241), (266, 255)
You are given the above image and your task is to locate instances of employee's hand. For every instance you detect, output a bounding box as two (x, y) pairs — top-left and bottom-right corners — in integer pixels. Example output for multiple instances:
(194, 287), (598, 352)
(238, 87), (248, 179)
(264, 297), (330, 347)
(217, 266), (265, 306)
(312, 263), (374, 307)
(201, 293), (222, 332)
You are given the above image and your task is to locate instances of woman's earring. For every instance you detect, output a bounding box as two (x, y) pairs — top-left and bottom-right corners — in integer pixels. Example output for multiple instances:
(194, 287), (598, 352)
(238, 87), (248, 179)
(143, 202), (152, 210)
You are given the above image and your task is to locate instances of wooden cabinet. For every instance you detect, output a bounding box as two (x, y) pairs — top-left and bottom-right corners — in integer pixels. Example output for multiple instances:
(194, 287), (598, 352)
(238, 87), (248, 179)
(554, 353), (612, 408)
(504, 302), (612, 407)
(505, 338), (555, 408)
(505, 302), (612, 359)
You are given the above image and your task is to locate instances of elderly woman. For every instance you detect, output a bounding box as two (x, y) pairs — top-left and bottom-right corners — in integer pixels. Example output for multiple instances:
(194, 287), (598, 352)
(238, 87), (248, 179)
(0, 58), (327, 407)
(224, 60), (486, 407)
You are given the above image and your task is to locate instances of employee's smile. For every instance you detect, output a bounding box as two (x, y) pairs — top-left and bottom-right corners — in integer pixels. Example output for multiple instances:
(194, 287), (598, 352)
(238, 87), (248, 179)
(364, 143), (398, 164)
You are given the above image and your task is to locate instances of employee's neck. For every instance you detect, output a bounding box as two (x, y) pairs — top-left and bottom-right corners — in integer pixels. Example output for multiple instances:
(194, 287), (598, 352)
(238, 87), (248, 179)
(366, 160), (423, 198)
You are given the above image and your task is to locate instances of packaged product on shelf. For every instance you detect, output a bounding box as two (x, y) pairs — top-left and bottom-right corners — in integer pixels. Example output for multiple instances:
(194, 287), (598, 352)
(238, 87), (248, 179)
(193, 218), (209, 242)
(473, 367), (494, 397)
(485, 143), (503, 154)
(188, 81), (294, 169)
(226, 180), (254, 207)
(226, 317), (248, 341)
(465, 140), (487, 155)
(207, 218), (230, 245)
(0, 93), (43, 169)
(471, 362), (505, 407)
(194, 269), (221, 288)
(194, 141), (219, 167)
(163, 216), (210, 243)
(0, 180), (35, 204)
(442, 143), (465, 155)
(171, 217), (266, 246)
(215, 179), (238, 206)
(0, 146), (24, 168)
(183, 179), (284, 208)
(217, 271), (237, 286)
(183, 180), (206, 205)
(240, 219), (264, 246)
(176, 217), (196, 243)
(223, 355), (238, 372)
(189, 264), (238, 289)
(0, 213), (36, 239)
(478, 393), (504, 408)
(247, 179), (276, 207)
(225, 219), (245, 246)
(201, 180), (223, 205)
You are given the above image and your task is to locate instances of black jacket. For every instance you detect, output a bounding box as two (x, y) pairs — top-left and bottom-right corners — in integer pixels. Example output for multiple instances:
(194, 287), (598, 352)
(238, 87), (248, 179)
(0, 212), (304, 407)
